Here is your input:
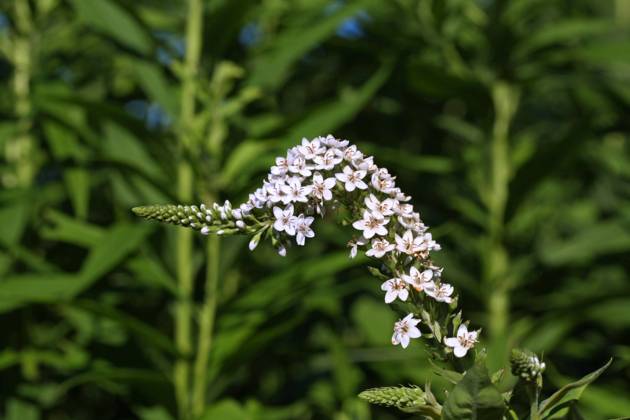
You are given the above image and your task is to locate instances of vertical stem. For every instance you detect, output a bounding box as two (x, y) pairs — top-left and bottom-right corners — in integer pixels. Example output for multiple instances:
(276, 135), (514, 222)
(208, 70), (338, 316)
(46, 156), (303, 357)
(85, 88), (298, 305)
(8, 0), (34, 188)
(192, 233), (220, 417)
(174, 0), (203, 418)
(485, 81), (519, 371)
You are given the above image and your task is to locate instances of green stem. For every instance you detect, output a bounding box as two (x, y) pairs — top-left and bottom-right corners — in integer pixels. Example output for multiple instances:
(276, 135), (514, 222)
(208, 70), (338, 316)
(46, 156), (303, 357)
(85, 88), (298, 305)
(192, 234), (220, 417)
(8, 0), (35, 188)
(174, 0), (204, 418)
(485, 82), (519, 370)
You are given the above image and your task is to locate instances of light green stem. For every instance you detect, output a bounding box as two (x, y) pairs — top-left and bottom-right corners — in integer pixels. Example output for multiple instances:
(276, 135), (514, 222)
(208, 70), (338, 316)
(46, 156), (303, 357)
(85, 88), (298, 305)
(485, 82), (519, 370)
(174, 0), (204, 418)
(8, 0), (35, 187)
(192, 234), (220, 417)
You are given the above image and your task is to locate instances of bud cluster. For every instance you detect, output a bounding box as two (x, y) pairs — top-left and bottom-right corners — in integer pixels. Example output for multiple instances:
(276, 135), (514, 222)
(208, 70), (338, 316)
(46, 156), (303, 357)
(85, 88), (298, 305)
(511, 349), (546, 382)
(358, 386), (426, 409)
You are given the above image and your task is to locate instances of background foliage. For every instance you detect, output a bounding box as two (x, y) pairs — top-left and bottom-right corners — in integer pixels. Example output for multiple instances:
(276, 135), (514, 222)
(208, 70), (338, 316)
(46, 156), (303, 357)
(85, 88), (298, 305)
(1, 0), (630, 418)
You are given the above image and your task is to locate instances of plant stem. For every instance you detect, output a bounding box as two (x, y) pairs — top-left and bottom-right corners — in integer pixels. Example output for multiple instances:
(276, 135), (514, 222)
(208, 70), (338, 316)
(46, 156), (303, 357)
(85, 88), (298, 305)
(192, 233), (220, 417)
(8, 0), (35, 188)
(485, 81), (519, 371)
(174, 0), (204, 418)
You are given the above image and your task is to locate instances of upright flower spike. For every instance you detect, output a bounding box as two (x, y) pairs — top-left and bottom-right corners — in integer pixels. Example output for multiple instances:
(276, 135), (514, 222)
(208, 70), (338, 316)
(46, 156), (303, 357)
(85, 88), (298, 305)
(132, 135), (477, 357)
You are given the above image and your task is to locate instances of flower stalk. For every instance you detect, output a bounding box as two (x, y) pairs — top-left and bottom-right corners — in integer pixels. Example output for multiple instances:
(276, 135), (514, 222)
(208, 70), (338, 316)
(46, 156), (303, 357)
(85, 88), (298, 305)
(174, 0), (204, 417)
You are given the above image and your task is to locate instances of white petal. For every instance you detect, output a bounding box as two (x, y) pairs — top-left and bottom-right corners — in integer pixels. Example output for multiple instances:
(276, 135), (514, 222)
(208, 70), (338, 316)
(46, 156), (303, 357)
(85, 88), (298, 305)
(398, 289), (409, 301)
(345, 182), (356, 192)
(352, 220), (365, 230)
(273, 206), (283, 219)
(400, 334), (410, 348)
(444, 337), (459, 347)
(453, 346), (468, 358)
(385, 290), (397, 303)
(408, 327), (421, 339)
(457, 324), (468, 337)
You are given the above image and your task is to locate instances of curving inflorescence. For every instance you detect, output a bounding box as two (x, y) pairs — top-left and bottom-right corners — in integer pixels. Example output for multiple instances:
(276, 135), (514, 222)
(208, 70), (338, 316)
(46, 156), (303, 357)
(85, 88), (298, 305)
(133, 135), (478, 358)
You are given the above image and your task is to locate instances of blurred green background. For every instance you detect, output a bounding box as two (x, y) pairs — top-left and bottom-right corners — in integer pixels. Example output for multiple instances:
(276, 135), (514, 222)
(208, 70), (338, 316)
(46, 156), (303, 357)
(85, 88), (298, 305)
(1, 0), (630, 419)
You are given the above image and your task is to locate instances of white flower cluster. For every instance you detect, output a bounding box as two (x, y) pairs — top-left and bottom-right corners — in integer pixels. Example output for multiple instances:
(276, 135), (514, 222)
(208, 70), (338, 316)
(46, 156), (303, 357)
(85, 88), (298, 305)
(198, 135), (477, 357)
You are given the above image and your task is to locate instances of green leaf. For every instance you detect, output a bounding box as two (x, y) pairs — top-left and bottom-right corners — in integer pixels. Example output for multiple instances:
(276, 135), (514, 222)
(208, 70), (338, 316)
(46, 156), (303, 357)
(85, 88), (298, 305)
(540, 221), (630, 266)
(284, 61), (393, 144)
(75, 223), (154, 294)
(42, 210), (105, 247)
(200, 400), (247, 420)
(0, 274), (78, 314)
(5, 399), (40, 420)
(69, 0), (152, 54)
(72, 300), (177, 355)
(441, 363), (506, 420)
(538, 358), (612, 418)
(248, 1), (367, 90)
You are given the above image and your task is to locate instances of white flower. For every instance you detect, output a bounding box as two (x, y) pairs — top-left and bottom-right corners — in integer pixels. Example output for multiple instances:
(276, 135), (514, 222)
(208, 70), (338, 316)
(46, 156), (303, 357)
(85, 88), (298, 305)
(395, 230), (424, 255)
(295, 215), (315, 246)
(273, 205), (297, 235)
(271, 156), (289, 176)
(365, 238), (395, 258)
(391, 314), (421, 349)
(341, 144), (362, 162)
(402, 267), (433, 292)
(381, 277), (409, 303)
(281, 179), (312, 203)
(371, 170), (396, 193)
(365, 194), (396, 216)
(425, 282), (454, 303)
(288, 155), (312, 176)
(314, 149), (343, 170)
(444, 324), (478, 358)
(311, 173), (337, 201)
(347, 237), (366, 258)
(352, 210), (389, 238)
(335, 166), (367, 191)
(298, 137), (325, 160)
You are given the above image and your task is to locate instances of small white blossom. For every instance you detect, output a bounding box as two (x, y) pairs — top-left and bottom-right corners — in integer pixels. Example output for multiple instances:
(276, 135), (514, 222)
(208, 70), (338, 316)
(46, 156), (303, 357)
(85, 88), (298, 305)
(391, 314), (421, 349)
(352, 210), (389, 238)
(395, 230), (424, 255)
(311, 173), (337, 201)
(381, 277), (409, 303)
(281, 179), (312, 203)
(365, 194), (396, 216)
(402, 267), (433, 292)
(425, 282), (454, 303)
(298, 137), (325, 160)
(314, 149), (343, 170)
(288, 155), (312, 177)
(295, 215), (315, 246)
(365, 238), (395, 258)
(273, 205), (297, 236)
(444, 324), (478, 358)
(335, 166), (367, 191)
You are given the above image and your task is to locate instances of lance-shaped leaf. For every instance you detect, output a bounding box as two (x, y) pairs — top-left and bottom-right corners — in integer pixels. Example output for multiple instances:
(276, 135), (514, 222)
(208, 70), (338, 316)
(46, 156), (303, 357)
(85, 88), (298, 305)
(538, 358), (612, 419)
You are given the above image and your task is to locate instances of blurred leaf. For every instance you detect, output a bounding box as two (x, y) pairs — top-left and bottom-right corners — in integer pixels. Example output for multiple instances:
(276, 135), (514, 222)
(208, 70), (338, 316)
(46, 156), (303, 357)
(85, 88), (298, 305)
(540, 220), (630, 267)
(72, 300), (177, 356)
(539, 359), (612, 418)
(200, 399), (247, 420)
(42, 210), (105, 247)
(75, 223), (154, 294)
(248, 1), (367, 89)
(69, 0), (152, 54)
(285, 61), (393, 144)
(5, 399), (40, 420)
(515, 19), (610, 57)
